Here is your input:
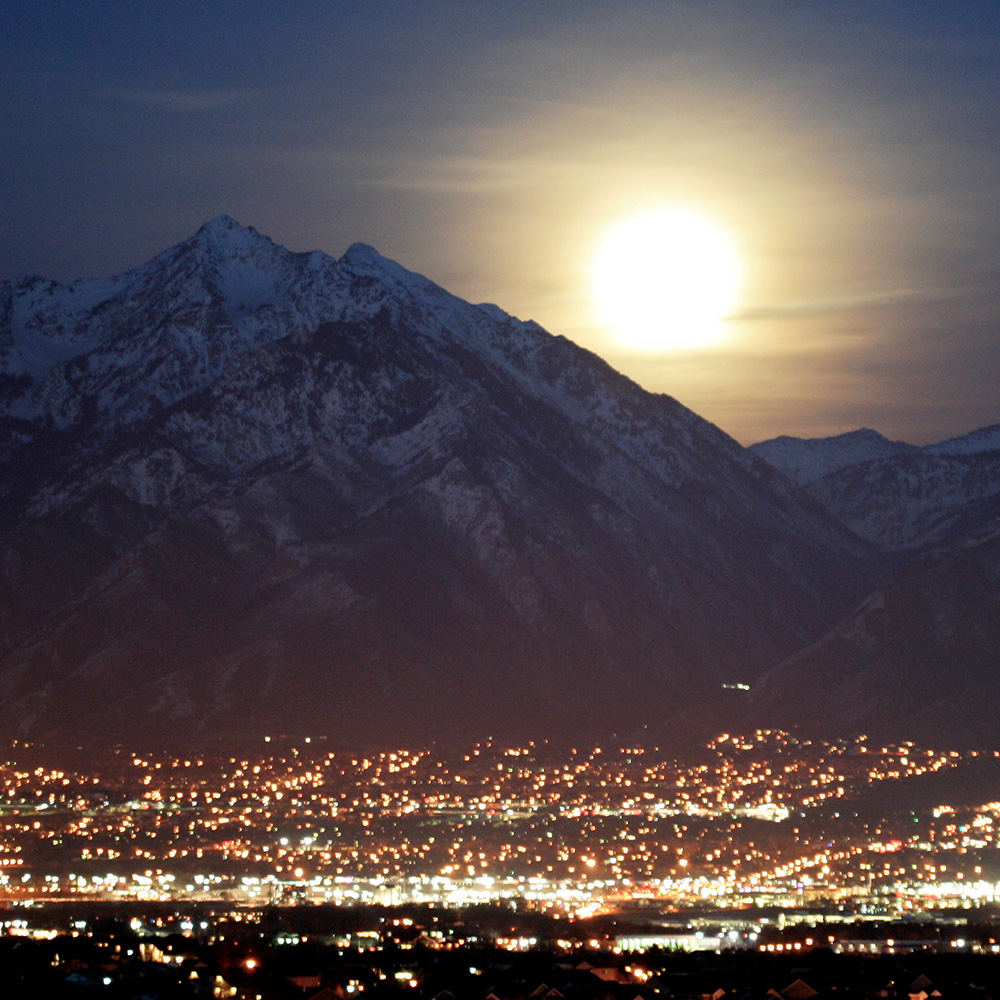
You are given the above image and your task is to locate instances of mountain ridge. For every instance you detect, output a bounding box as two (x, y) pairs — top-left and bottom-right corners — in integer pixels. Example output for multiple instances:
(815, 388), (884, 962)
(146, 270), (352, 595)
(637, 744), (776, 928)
(748, 428), (918, 487)
(0, 218), (880, 743)
(751, 425), (1000, 552)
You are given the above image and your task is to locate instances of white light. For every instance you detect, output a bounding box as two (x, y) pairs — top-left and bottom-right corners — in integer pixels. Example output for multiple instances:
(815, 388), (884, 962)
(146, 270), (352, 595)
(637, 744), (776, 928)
(593, 207), (740, 351)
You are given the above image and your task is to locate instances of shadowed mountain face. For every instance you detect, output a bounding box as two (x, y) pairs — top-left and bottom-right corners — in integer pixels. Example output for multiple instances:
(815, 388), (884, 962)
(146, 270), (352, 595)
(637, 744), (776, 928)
(750, 425), (1000, 746)
(0, 217), (879, 744)
(752, 529), (1000, 748)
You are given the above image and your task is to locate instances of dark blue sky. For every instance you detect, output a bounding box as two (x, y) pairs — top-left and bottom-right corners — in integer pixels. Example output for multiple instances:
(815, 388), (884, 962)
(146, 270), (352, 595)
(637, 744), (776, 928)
(3, 1), (999, 443)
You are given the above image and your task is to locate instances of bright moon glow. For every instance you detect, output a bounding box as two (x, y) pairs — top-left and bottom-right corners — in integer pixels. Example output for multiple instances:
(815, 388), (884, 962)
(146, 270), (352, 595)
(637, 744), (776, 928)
(593, 207), (741, 350)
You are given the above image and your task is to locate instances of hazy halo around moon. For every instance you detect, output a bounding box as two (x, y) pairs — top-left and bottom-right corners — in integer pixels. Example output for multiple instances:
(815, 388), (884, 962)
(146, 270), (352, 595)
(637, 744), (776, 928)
(592, 207), (741, 352)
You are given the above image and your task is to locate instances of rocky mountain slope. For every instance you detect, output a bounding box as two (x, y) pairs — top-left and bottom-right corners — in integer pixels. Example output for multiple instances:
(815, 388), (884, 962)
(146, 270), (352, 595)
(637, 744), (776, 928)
(0, 217), (879, 743)
(751, 426), (1000, 552)
(806, 450), (1000, 552)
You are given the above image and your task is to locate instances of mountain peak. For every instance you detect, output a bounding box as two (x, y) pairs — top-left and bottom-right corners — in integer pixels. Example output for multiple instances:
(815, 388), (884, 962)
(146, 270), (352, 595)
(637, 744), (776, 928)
(200, 213), (242, 233)
(342, 241), (383, 263)
(750, 427), (917, 487)
(338, 241), (442, 300)
(841, 427), (889, 442)
(188, 215), (276, 260)
(339, 241), (405, 277)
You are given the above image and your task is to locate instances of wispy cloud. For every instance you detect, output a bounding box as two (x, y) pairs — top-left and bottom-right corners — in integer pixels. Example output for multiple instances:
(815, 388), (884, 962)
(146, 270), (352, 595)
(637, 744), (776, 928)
(731, 287), (943, 322)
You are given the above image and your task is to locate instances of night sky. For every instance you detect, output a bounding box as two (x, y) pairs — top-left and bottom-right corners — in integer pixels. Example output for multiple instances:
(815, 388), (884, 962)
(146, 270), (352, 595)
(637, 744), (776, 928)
(3, 1), (999, 445)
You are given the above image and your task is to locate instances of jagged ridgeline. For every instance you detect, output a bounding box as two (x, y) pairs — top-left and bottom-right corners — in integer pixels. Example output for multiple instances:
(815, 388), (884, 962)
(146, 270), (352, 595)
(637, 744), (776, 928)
(0, 217), (878, 743)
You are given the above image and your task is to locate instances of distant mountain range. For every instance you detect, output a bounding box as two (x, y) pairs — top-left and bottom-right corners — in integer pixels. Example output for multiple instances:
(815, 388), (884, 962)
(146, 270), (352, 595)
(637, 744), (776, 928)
(751, 426), (1000, 552)
(0, 217), (879, 745)
(750, 426), (1000, 745)
(749, 428), (918, 487)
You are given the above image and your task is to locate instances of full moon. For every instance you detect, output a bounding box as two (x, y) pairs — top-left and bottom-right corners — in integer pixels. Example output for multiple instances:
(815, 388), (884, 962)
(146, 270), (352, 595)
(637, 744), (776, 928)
(592, 207), (741, 350)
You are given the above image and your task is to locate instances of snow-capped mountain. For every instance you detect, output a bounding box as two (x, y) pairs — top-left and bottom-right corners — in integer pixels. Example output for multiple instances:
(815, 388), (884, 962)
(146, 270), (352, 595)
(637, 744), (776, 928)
(751, 425), (1000, 551)
(748, 429), (917, 487)
(0, 217), (879, 743)
(1, 215), (503, 438)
